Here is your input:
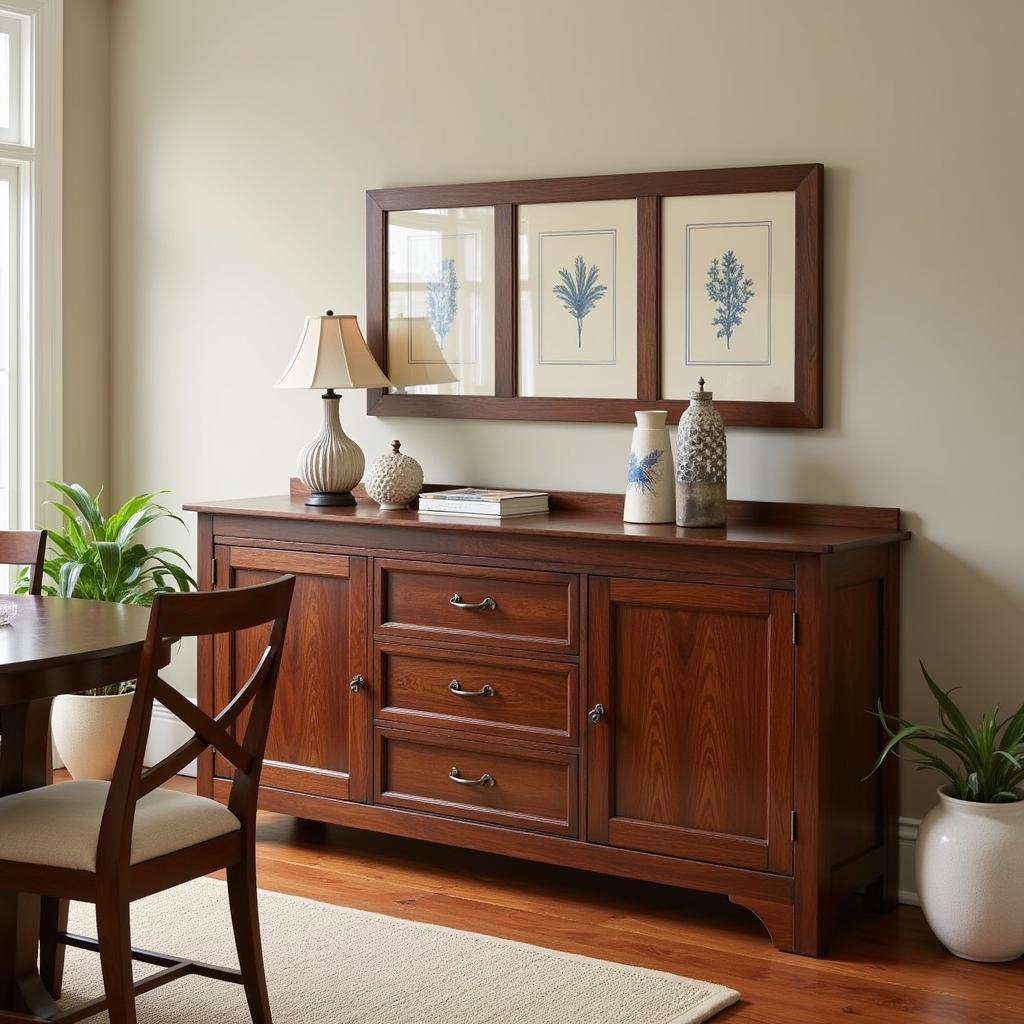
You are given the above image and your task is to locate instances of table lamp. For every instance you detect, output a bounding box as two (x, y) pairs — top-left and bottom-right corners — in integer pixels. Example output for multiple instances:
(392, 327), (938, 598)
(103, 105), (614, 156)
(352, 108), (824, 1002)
(275, 312), (392, 507)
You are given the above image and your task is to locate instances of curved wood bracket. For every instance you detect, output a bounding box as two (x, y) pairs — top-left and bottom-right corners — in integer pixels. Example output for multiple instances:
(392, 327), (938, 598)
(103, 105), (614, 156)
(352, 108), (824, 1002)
(729, 895), (796, 953)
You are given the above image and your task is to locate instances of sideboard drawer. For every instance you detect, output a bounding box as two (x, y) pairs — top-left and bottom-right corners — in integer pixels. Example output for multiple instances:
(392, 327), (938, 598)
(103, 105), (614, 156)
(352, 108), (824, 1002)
(375, 644), (578, 745)
(375, 729), (578, 837)
(374, 560), (578, 654)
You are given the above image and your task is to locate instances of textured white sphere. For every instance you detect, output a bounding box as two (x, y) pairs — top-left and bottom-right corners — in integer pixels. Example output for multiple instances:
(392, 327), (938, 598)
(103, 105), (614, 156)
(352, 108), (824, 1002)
(365, 440), (424, 510)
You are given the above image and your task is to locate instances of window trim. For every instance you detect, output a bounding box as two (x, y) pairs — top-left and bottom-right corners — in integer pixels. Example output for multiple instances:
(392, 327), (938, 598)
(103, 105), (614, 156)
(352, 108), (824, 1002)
(0, 0), (61, 531)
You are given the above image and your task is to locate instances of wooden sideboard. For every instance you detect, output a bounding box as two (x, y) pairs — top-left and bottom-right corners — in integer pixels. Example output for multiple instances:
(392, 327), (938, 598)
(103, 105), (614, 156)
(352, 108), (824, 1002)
(185, 485), (909, 956)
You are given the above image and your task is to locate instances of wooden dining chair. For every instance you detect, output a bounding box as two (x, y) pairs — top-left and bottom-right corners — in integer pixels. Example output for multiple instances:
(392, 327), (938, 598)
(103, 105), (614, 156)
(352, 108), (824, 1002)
(0, 530), (46, 595)
(0, 574), (296, 1024)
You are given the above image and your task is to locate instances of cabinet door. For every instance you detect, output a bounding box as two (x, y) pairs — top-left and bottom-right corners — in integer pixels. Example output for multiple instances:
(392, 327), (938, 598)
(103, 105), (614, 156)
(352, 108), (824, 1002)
(213, 546), (370, 802)
(587, 578), (793, 873)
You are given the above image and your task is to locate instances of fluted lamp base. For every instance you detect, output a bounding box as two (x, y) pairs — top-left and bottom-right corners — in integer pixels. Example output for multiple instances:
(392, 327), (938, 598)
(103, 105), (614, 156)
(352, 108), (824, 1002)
(298, 390), (366, 508)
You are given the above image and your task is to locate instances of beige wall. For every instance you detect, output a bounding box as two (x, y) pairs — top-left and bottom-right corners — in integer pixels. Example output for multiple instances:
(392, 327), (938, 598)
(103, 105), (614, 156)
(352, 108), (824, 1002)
(107, 0), (1024, 820)
(63, 0), (110, 492)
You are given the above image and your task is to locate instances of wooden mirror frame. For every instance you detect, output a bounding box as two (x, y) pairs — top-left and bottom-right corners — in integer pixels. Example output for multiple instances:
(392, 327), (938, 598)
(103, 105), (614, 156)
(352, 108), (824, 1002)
(366, 163), (822, 427)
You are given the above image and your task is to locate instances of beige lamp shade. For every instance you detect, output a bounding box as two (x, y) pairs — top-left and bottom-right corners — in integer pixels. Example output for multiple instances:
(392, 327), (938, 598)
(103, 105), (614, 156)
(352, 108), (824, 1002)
(386, 317), (460, 387)
(274, 313), (392, 390)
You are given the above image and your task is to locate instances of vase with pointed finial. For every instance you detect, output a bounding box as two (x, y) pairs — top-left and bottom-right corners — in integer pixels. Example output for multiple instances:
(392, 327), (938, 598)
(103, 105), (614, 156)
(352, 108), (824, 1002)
(675, 377), (727, 527)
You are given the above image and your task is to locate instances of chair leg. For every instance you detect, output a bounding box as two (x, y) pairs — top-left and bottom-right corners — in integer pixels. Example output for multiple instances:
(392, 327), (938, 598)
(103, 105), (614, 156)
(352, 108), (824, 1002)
(39, 897), (69, 998)
(227, 853), (273, 1024)
(95, 893), (137, 1024)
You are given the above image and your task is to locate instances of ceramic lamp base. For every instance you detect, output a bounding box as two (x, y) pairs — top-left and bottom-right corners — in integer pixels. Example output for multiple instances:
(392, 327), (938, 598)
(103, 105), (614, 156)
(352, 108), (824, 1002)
(297, 392), (366, 502)
(305, 491), (357, 507)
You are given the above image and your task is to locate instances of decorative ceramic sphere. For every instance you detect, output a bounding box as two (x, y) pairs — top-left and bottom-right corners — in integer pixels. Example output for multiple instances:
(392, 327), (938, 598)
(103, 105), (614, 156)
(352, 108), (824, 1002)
(675, 378), (727, 527)
(365, 440), (424, 510)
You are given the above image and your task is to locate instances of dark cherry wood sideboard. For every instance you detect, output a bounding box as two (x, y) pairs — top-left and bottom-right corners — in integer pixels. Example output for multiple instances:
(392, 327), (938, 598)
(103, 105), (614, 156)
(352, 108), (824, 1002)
(185, 484), (909, 956)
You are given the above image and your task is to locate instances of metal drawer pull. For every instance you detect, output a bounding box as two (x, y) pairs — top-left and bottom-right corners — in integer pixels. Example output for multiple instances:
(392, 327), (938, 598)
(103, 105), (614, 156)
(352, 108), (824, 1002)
(448, 679), (496, 698)
(449, 593), (497, 611)
(350, 674), (366, 693)
(449, 767), (495, 786)
(588, 703), (606, 723)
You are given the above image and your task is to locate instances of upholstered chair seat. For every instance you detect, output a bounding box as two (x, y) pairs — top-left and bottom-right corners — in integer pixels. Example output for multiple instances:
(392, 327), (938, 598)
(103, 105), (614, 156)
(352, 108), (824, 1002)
(0, 779), (241, 871)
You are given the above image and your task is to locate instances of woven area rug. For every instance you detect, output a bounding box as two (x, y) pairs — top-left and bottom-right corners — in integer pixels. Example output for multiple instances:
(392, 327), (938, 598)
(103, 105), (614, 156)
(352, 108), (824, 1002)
(61, 878), (739, 1023)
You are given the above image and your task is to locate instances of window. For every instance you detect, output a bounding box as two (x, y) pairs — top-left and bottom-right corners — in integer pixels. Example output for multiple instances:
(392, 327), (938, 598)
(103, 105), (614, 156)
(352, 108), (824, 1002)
(0, 1), (61, 569)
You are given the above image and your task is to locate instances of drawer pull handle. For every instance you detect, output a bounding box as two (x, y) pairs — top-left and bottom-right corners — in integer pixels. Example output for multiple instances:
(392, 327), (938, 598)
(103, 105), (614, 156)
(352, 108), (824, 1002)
(350, 674), (366, 693)
(448, 680), (496, 698)
(588, 703), (606, 723)
(449, 766), (495, 787)
(450, 593), (497, 611)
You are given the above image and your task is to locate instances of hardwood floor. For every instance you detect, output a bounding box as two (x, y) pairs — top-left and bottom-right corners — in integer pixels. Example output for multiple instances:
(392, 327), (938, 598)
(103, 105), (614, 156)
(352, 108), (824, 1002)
(88, 776), (1024, 1022)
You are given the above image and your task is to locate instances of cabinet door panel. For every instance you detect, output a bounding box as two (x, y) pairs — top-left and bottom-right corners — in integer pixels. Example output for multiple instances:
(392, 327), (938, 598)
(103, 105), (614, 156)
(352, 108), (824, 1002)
(588, 578), (793, 873)
(213, 546), (369, 801)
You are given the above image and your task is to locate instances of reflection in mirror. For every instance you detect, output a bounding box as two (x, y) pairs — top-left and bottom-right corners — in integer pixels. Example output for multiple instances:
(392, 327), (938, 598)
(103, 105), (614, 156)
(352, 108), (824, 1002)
(386, 206), (495, 396)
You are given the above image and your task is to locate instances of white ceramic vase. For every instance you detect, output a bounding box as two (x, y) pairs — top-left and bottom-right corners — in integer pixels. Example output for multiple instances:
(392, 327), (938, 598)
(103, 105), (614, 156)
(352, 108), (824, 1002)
(916, 787), (1024, 962)
(51, 692), (134, 781)
(623, 410), (675, 524)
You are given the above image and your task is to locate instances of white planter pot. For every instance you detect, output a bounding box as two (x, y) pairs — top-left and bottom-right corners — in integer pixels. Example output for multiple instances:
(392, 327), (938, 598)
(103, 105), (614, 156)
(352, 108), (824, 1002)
(916, 787), (1024, 962)
(51, 692), (134, 781)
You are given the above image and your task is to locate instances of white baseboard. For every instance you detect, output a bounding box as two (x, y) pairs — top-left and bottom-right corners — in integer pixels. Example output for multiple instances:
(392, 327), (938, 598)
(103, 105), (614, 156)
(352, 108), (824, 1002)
(51, 698), (198, 778)
(898, 816), (921, 906)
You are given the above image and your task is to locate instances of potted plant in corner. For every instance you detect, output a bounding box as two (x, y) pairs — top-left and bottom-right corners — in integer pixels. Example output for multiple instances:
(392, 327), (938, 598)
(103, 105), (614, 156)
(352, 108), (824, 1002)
(868, 664), (1024, 962)
(16, 482), (195, 780)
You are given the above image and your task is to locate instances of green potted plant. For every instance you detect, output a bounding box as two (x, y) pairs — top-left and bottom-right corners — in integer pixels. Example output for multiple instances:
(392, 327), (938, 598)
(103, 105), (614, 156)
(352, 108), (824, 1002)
(868, 664), (1024, 962)
(16, 482), (195, 780)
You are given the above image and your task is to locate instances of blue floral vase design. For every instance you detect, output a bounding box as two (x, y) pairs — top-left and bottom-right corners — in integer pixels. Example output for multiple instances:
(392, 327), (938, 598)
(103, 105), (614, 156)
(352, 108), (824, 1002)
(623, 411), (675, 524)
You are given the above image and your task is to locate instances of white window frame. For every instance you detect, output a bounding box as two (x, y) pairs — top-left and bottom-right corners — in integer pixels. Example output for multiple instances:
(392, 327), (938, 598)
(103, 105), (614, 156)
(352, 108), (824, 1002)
(0, 0), (62, 537)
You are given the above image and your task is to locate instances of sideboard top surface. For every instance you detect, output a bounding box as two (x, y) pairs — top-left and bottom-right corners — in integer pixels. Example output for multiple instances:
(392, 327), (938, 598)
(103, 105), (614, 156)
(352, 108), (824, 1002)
(185, 490), (910, 555)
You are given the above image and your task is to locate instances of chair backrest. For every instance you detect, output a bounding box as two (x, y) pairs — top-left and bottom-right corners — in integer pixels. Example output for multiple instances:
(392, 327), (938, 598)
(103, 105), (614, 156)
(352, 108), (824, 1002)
(0, 529), (46, 595)
(97, 575), (296, 871)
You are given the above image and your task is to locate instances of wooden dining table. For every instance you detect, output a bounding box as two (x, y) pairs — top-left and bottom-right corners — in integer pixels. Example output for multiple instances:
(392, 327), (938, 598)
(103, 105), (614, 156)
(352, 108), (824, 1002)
(0, 595), (172, 1016)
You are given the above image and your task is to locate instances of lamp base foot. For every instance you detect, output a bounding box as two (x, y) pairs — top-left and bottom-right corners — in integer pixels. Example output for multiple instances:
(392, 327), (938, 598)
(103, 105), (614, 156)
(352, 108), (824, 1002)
(305, 491), (357, 507)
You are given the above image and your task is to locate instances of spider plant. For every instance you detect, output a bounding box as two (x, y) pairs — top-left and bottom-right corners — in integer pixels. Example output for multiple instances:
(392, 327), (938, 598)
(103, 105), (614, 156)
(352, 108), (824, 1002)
(15, 482), (195, 694)
(866, 663), (1024, 803)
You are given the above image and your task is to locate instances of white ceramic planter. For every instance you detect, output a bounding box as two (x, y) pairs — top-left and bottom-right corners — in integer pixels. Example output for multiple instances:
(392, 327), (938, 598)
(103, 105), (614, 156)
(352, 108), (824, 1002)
(916, 787), (1024, 962)
(624, 410), (675, 524)
(51, 691), (135, 781)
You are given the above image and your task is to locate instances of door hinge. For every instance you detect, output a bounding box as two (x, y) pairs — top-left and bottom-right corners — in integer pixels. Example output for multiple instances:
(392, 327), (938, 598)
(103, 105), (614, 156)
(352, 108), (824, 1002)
(791, 611), (798, 645)
(211, 556), (218, 587)
(790, 810), (798, 841)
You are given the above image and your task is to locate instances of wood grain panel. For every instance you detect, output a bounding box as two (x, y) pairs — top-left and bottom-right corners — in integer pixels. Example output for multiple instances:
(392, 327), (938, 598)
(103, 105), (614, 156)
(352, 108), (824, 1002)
(214, 547), (368, 803)
(375, 559), (578, 654)
(375, 729), (577, 837)
(588, 578), (794, 873)
(375, 644), (578, 745)
(830, 579), (884, 867)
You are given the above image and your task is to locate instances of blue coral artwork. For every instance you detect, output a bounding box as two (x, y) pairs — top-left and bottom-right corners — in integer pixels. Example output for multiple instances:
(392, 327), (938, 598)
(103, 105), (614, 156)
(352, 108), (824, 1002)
(427, 257), (459, 349)
(552, 255), (608, 348)
(684, 220), (771, 368)
(626, 448), (664, 494)
(706, 250), (754, 349)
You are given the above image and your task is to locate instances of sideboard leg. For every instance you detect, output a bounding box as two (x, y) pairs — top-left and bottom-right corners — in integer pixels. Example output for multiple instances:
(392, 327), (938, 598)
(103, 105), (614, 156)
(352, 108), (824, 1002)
(864, 873), (898, 913)
(728, 895), (797, 953)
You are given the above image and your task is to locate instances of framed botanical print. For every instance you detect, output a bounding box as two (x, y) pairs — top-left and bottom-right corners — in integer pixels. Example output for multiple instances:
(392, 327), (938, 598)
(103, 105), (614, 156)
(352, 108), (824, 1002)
(661, 191), (796, 404)
(366, 164), (822, 426)
(518, 200), (637, 398)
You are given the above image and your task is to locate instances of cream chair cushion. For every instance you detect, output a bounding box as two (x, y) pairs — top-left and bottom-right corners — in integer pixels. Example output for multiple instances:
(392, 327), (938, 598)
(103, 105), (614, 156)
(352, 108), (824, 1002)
(0, 780), (241, 872)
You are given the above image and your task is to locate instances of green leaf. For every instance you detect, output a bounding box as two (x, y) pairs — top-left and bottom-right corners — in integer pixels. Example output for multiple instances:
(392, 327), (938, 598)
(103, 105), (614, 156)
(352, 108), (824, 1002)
(47, 482), (106, 538)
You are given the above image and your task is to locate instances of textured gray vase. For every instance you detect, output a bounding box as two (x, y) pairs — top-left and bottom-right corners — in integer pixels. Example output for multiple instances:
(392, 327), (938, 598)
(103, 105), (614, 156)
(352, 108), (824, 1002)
(675, 378), (727, 527)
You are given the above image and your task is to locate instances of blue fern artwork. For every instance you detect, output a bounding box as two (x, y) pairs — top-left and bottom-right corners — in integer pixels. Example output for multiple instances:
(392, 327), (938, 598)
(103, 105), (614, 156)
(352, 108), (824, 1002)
(626, 448), (664, 494)
(427, 257), (459, 347)
(553, 255), (608, 347)
(706, 249), (755, 349)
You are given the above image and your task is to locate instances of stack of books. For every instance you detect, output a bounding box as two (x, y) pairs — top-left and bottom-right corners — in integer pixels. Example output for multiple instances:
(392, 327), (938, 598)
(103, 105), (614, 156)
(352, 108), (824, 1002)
(417, 488), (550, 519)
